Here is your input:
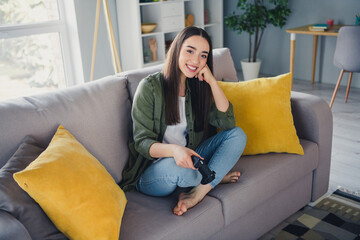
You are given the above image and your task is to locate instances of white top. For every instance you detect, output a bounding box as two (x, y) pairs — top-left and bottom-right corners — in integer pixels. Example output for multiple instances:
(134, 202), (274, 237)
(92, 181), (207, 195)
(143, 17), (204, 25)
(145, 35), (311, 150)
(162, 97), (188, 147)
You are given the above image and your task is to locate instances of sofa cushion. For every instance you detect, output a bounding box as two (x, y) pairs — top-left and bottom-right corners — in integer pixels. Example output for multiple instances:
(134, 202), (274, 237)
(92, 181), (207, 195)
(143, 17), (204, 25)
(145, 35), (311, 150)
(119, 64), (163, 101)
(14, 125), (127, 240)
(0, 136), (66, 240)
(217, 73), (304, 155)
(213, 48), (238, 82)
(208, 139), (318, 226)
(0, 75), (130, 183)
(120, 191), (224, 240)
(0, 210), (32, 240)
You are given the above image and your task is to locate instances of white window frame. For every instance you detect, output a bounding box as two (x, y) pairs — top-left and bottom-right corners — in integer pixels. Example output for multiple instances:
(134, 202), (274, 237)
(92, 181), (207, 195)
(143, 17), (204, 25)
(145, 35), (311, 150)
(0, 0), (84, 87)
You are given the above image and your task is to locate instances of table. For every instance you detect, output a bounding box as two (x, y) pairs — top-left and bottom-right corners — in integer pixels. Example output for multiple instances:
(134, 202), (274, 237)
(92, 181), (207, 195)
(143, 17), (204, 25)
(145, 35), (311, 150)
(286, 24), (343, 85)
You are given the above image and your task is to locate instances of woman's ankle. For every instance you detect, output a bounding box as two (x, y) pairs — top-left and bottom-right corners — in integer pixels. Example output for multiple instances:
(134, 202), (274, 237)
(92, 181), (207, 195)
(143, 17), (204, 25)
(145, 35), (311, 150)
(192, 184), (212, 200)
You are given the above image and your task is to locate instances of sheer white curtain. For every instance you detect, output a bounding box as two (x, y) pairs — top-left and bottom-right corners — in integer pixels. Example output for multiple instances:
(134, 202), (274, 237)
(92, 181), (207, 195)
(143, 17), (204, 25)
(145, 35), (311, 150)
(0, 0), (84, 101)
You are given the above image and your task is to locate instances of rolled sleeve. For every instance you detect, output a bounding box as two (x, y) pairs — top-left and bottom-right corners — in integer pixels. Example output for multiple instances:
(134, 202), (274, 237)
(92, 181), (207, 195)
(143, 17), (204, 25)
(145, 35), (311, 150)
(209, 101), (236, 130)
(132, 79), (159, 160)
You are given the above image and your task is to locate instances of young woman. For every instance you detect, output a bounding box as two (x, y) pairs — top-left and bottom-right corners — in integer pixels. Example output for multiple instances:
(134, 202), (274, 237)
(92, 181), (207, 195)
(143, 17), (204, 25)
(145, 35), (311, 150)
(120, 26), (247, 216)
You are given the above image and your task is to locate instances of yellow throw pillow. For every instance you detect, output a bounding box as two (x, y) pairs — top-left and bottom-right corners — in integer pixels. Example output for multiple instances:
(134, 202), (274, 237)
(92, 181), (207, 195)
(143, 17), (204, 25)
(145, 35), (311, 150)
(14, 125), (127, 240)
(218, 73), (304, 155)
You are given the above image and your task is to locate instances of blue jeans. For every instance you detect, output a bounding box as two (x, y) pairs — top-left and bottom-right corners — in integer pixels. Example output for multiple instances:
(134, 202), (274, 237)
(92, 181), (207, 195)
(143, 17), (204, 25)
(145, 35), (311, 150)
(136, 127), (247, 197)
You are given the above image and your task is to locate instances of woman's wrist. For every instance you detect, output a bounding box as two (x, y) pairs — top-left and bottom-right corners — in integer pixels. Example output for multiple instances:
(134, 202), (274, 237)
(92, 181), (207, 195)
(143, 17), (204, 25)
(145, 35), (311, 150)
(209, 79), (230, 112)
(208, 78), (218, 87)
(169, 144), (178, 157)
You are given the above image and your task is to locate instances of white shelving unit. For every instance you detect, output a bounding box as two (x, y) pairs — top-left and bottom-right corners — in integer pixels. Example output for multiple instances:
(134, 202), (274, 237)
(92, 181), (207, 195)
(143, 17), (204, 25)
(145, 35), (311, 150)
(117, 0), (223, 71)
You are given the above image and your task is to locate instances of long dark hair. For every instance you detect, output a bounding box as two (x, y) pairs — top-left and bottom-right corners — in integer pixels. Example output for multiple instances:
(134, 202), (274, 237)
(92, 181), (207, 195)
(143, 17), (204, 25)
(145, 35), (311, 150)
(163, 26), (215, 139)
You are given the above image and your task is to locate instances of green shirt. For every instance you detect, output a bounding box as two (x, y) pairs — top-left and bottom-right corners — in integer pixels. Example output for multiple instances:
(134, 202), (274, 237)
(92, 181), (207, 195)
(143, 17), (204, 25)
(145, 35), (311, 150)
(120, 72), (235, 192)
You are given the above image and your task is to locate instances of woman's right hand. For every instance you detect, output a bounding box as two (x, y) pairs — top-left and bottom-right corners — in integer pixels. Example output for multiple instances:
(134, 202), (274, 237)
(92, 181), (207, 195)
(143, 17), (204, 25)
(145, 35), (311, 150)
(172, 145), (201, 170)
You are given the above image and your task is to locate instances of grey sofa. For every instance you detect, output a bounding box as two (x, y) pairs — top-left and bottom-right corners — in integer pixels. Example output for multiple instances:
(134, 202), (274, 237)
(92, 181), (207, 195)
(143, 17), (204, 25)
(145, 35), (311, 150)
(0, 48), (332, 240)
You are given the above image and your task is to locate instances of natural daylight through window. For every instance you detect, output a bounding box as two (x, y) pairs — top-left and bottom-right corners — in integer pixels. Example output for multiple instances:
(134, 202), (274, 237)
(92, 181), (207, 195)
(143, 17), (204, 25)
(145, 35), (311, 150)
(0, 0), (83, 101)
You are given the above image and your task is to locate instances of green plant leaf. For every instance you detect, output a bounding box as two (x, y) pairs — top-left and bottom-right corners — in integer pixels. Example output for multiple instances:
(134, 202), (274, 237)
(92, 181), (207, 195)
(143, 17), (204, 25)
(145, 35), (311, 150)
(225, 0), (291, 61)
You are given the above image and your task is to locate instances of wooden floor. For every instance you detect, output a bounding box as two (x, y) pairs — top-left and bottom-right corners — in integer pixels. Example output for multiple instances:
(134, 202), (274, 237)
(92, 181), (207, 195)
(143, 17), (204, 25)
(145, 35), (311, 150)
(259, 78), (360, 239)
(292, 79), (360, 195)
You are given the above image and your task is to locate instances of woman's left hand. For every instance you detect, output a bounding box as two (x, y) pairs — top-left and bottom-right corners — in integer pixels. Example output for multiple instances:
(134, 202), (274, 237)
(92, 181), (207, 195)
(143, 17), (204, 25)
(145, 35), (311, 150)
(196, 64), (216, 85)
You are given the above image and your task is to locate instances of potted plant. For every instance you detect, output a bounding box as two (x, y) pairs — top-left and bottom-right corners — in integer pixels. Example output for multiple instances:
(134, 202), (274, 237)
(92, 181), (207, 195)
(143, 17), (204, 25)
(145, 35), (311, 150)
(225, 0), (291, 80)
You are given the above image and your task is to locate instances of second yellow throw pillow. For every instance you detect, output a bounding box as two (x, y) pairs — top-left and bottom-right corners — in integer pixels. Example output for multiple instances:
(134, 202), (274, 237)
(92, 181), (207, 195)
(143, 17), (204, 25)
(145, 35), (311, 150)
(14, 125), (127, 240)
(218, 73), (304, 155)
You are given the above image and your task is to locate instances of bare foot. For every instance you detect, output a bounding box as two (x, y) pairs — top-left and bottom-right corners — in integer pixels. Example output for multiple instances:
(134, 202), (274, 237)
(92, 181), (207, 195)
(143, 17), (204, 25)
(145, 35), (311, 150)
(220, 171), (241, 184)
(173, 184), (212, 216)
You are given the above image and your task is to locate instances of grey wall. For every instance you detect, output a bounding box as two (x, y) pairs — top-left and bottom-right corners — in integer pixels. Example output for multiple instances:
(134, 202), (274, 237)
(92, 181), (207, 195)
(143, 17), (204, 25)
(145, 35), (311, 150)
(224, 0), (360, 88)
(74, 0), (120, 82)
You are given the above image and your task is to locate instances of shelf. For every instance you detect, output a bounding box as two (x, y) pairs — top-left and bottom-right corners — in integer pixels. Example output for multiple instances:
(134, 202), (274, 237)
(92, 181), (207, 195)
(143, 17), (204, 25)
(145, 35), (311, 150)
(117, 0), (223, 71)
(139, 2), (161, 6)
(162, 0), (184, 3)
(204, 23), (217, 28)
(141, 32), (162, 37)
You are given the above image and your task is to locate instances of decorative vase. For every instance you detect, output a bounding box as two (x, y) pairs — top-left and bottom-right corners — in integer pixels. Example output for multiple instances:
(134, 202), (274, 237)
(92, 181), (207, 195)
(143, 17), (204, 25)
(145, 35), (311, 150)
(240, 59), (261, 81)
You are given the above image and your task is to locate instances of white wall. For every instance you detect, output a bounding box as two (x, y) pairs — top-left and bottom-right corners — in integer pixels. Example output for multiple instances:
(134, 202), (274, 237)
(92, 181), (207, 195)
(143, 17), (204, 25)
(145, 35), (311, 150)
(74, 0), (120, 82)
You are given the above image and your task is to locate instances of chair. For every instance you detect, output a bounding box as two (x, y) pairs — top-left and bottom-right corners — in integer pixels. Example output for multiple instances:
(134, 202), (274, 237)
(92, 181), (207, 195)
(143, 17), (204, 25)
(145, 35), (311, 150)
(329, 26), (360, 108)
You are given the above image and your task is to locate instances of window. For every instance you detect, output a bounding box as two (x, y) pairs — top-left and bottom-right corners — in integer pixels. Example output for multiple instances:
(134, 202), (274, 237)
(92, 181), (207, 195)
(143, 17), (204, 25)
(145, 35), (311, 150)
(0, 0), (84, 101)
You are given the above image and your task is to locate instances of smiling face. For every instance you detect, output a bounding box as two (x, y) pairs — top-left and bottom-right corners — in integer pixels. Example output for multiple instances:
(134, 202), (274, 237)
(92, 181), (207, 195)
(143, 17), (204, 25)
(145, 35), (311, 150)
(178, 35), (210, 80)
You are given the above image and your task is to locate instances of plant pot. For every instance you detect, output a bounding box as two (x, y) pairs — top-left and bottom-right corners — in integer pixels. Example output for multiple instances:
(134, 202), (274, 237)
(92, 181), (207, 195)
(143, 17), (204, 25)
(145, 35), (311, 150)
(241, 59), (261, 81)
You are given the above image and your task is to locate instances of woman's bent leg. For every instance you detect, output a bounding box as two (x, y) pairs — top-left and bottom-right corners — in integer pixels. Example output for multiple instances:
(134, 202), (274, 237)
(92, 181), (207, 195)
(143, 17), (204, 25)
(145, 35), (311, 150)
(174, 127), (246, 216)
(137, 157), (202, 197)
(195, 127), (247, 188)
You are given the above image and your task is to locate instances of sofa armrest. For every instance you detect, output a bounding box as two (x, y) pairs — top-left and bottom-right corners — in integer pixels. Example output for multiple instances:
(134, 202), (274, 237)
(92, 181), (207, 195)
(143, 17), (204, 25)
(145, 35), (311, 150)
(0, 210), (32, 240)
(291, 91), (333, 201)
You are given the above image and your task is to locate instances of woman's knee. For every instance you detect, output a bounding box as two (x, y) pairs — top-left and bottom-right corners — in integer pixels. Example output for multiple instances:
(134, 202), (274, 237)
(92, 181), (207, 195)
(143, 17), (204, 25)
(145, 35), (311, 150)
(229, 127), (247, 143)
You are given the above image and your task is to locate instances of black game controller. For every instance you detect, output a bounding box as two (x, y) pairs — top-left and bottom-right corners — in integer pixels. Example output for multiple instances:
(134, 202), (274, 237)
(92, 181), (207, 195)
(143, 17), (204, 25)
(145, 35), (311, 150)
(191, 156), (216, 185)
